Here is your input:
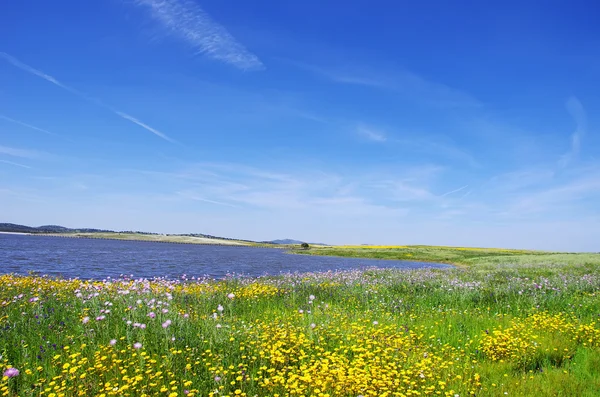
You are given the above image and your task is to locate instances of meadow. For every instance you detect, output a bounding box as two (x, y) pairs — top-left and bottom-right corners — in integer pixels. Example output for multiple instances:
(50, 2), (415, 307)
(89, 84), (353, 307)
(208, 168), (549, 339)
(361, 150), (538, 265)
(1, 246), (600, 396)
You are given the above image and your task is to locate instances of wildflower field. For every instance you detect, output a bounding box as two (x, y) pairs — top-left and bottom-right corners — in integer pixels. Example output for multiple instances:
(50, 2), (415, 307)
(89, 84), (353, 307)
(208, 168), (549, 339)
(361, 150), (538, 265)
(2, 250), (600, 396)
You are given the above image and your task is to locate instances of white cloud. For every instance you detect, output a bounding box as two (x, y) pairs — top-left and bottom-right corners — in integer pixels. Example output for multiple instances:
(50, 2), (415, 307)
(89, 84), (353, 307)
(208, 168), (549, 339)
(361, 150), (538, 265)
(440, 185), (468, 197)
(0, 115), (57, 137)
(114, 112), (175, 143)
(357, 124), (387, 142)
(0, 52), (173, 142)
(132, 0), (263, 70)
(0, 159), (33, 169)
(287, 60), (480, 108)
(0, 145), (41, 159)
(509, 172), (600, 215)
(559, 96), (587, 167)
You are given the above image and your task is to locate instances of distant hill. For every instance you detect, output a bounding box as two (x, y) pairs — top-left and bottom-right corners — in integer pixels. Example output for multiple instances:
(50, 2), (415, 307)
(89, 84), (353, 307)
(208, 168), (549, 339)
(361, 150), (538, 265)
(1, 223), (326, 245)
(267, 239), (328, 246)
(0, 223), (113, 234)
(0, 223), (264, 244)
(268, 239), (306, 245)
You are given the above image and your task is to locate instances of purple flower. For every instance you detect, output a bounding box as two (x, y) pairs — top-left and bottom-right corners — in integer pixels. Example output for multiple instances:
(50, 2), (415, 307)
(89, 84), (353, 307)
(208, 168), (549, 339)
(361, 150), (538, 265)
(162, 320), (172, 328)
(217, 305), (224, 312)
(133, 342), (142, 349)
(82, 317), (90, 324)
(148, 312), (156, 319)
(3, 368), (19, 378)
(227, 293), (235, 299)
(109, 339), (117, 346)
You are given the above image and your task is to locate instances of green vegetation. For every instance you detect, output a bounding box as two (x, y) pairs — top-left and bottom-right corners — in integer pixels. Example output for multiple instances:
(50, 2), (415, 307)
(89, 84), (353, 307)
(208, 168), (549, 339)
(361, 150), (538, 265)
(2, 251), (600, 396)
(290, 245), (600, 271)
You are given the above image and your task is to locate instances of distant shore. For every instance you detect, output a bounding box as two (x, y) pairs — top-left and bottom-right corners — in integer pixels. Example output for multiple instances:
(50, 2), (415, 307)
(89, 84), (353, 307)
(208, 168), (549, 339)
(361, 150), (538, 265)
(0, 231), (31, 235)
(1, 231), (285, 248)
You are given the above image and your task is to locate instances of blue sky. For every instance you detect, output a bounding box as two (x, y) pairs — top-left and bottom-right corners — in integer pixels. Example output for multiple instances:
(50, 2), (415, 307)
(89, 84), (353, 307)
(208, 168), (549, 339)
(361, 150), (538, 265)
(1, 0), (599, 250)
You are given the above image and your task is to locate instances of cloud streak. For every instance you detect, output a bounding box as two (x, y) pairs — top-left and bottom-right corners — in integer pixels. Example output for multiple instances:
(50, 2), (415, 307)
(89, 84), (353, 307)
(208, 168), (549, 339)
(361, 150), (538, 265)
(0, 145), (41, 159)
(0, 159), (33, 169)
(288, 60), (480, 108)
(357, 124), (386, 142)
(133, 0), (263, 70)
(440, 185), (468, 197)
(559, 96), (587, 167)
(0, 115), (58, 137)
(175, 190), (240, 208)
(114, 112), (175, 142)
(0, 52), (173, 142)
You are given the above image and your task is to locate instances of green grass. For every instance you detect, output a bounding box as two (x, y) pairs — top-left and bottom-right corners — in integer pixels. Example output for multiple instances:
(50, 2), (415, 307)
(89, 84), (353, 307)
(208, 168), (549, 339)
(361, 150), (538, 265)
(291, 245), (600, 271)
(1, 248), (600, 396)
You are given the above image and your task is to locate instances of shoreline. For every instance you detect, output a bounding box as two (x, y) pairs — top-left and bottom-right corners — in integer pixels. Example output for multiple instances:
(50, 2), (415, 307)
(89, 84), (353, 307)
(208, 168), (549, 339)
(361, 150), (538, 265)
(0, 231), (31, 235)
(1, 231), (283, 248)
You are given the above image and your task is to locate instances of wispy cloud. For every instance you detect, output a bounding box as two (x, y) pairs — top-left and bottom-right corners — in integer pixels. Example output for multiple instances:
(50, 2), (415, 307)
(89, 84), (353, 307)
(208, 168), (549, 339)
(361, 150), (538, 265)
(559, 96), (587, 167)
(399, 137), (479, 168)
(486, 169), (555, 192)
(0, 159), (32, 169)
(0, 115), (58, 137)
(175, 190), (240, 208)
(357, 124), (386, 142)
(114, 112), (175, 142)
(0, 52), (78, 93)
(509, 172), (600, 215)
(440, 185), (468, 197)
(0, 52), (173, 142)
(132, 0), (263, 70)
(0, 145), (41, 159)
(287, 60), (480, 108)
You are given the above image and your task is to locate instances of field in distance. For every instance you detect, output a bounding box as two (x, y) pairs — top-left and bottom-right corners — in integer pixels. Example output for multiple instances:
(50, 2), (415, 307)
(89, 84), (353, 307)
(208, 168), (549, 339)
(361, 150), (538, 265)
(292, 244), (600, 269)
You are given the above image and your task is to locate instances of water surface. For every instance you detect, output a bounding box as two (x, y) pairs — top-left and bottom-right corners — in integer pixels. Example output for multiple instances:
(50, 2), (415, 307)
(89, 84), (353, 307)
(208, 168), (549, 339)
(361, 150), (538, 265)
(0, 234), (449, 279)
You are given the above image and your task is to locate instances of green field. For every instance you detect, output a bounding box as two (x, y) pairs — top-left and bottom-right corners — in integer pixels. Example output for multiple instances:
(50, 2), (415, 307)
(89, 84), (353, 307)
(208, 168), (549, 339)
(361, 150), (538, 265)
(291, 245), (600, 271)
(1, 246), (600, 396)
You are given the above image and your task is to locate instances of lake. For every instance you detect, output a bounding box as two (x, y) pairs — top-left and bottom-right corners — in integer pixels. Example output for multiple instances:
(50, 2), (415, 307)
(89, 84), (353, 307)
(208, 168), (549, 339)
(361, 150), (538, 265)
(0, 234), (450, 279)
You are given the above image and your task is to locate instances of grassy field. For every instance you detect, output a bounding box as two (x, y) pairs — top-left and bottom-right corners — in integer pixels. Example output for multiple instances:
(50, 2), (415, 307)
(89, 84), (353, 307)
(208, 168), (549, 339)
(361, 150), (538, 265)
(1, 247), (600, 396)
(291, 245), (600, 271)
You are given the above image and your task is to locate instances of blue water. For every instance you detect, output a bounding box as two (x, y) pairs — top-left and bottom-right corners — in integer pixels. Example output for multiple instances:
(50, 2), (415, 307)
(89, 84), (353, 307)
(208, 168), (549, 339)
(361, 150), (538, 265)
(0, 234), (449, 279)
